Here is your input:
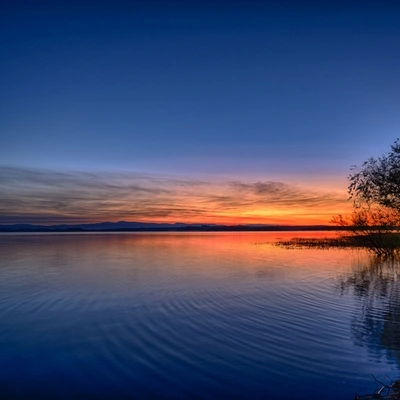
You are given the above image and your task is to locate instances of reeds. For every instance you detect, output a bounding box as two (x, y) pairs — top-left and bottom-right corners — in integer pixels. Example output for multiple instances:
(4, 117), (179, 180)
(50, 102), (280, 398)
(275, 232), (400, 257)
(354, 377), (400, 399)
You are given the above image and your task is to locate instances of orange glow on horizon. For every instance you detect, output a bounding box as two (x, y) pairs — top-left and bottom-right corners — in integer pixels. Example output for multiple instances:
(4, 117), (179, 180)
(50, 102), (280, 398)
(0, 167), (354, 226)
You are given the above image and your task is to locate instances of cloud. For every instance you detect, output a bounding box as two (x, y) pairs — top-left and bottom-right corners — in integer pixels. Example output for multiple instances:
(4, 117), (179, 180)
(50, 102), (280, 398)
(0, 166), (351, 224)
(218, 181), (347, 210)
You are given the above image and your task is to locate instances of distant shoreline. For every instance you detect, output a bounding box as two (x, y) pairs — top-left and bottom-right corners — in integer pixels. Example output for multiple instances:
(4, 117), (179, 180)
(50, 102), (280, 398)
(0, 225), (346, 233)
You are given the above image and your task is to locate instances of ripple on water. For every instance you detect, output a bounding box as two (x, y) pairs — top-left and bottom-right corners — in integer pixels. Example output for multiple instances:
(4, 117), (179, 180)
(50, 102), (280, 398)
(0, 233), (398, 399)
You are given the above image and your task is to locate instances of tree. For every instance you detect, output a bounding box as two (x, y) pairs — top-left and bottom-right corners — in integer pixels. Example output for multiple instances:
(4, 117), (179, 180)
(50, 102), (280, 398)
(333, 139), (400, 256)
(348, 139), (400, 210)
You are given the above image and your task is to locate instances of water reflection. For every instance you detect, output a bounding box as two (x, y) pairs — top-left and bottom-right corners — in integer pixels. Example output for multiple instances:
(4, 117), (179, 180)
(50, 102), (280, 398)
(1, 232), (399, 399)
(338, 256), (400, 366)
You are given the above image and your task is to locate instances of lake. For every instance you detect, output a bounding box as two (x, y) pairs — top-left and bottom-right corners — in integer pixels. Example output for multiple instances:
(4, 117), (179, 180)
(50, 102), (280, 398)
(1, 232), (399, 399)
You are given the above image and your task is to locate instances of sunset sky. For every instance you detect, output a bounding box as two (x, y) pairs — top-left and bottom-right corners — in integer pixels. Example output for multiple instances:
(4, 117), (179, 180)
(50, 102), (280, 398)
(1, 1), (400, 225)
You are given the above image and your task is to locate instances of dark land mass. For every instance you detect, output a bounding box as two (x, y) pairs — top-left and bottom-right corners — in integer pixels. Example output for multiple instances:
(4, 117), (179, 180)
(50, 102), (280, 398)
(0, 221), (346, 233)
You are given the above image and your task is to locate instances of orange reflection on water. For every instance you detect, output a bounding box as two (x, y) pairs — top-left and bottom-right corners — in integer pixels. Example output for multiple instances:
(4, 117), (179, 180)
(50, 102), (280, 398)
(1, 231), (364, 291)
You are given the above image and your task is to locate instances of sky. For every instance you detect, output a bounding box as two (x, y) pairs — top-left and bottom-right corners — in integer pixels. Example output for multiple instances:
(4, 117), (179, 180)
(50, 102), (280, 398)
(1, 0), (400, 225)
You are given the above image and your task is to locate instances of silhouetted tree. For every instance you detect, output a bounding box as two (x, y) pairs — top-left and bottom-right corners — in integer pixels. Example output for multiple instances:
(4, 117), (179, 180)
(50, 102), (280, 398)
(333, 139), (400, 256)
(349, 139), (400, 210)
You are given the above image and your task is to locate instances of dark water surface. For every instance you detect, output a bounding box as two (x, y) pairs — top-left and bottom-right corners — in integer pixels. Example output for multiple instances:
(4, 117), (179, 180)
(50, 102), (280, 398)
(1, 232), (399, 399)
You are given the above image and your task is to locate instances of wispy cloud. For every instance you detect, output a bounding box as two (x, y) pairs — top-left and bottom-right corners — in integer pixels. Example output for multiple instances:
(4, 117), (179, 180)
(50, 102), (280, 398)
(0, 166), (351, 224)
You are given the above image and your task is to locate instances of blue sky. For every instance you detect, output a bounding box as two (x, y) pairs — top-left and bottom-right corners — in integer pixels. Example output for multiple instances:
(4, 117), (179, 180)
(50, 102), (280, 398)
(1, 1), (400, 224)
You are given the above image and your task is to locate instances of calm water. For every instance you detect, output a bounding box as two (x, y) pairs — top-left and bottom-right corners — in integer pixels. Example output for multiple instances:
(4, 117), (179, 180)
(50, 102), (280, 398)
(1, 232), (399, 399)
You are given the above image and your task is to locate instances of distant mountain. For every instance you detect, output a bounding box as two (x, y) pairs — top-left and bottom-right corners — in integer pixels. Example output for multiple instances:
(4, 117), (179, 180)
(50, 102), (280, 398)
(0, 221), (341, 232)
(0, 221), (194, 231)
(51, 221), (192, 230)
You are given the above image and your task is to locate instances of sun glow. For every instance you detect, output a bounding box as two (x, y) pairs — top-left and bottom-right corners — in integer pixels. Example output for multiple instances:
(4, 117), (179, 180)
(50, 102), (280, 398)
(0, 167), (352, 225)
